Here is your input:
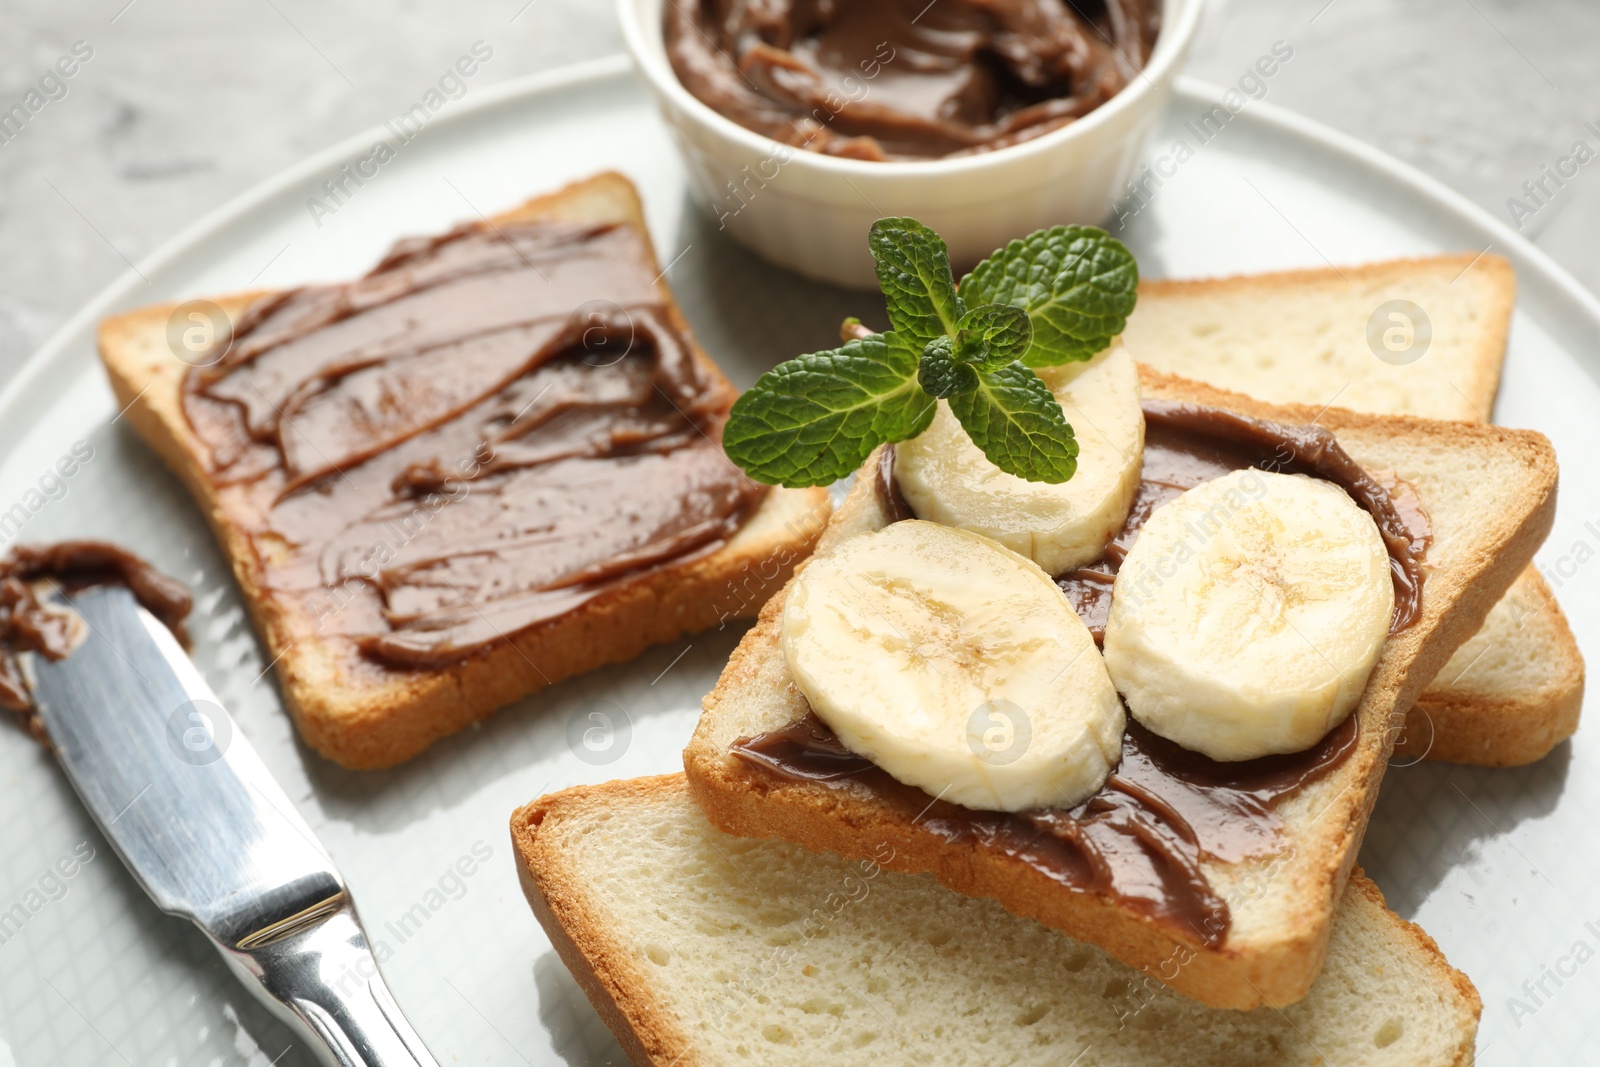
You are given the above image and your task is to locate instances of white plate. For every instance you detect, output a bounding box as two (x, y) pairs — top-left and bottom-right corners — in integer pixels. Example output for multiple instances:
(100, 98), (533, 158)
(1, 55), (1596, 1067)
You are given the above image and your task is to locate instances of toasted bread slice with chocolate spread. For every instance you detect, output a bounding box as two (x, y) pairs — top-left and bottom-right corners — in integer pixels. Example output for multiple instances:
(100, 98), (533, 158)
(511, 774), (1482, 1067)
(1124, 257), (1581, 765)
(685, 366), (1557, 1010)
(98, 172), (830, 769)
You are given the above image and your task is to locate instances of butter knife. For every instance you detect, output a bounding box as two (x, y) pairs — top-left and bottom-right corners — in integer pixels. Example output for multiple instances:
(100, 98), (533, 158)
(26, 584), (440, 1067)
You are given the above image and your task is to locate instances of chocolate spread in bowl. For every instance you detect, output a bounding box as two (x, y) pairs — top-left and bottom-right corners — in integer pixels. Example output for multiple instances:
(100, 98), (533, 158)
(0, 541), (192, 730)
(182, 220), (767, 672)
(737, 399), (1430, 944)
(666, 0), (1162, 161)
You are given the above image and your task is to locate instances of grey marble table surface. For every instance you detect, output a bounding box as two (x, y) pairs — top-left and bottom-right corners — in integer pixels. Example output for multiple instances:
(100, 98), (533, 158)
(3, 0), (1599, 386)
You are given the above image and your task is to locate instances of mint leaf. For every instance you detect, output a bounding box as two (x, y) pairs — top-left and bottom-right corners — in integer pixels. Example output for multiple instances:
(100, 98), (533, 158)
(960, 226), (1137, 367)
(918, 337), (979, 399)
(870, 217), (961, 347)
(723, 332), (935, 487)
(954, 303), (1032, 371)
(948, 363), (1078, 483)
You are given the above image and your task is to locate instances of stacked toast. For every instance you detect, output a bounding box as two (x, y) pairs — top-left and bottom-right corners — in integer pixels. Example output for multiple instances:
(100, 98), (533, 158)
(99, 174), (1575, 1065)
(1122, 260), (1581, 766)
(674, 359), (1555, 1005)
(503, 189), (1568, 1063)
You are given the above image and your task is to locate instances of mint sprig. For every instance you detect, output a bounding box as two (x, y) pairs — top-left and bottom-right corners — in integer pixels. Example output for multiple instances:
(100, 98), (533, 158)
(722, 218), (1138, 487)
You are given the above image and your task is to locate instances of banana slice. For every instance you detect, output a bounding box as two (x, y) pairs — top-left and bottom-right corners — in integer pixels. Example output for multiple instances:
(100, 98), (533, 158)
(1102, 470), (1394, 762)
(894, 345), (1144, 576)
(780, 519), (1124, 812)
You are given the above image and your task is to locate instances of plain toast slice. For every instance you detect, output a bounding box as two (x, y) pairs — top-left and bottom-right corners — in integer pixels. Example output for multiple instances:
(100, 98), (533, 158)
(1407, 569), (1583, 764)
(511, 774), (1482, 1067)
(1122, 255), (1512, 421)
(1124, 255), (1581, 765)
(98, 172), (830, 769)
(685, 366), (1557, 1009)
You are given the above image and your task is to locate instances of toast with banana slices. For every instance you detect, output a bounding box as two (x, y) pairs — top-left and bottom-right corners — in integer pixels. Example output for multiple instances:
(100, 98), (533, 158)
(685, 366), (1557, 1009)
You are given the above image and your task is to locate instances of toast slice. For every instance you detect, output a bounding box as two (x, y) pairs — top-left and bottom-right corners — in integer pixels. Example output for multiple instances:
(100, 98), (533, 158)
(1123, 256), (1582, 765)
(511, 774), (1482, 1067)
(685, 367), (1557, 1010)
(1122, 255), (1512, 422)
(1408, 569), (1583, 764)
(98, 173), (830, 769)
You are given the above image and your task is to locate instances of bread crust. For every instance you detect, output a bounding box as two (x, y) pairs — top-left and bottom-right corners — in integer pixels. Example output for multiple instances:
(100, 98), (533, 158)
(684, 365), (1558, 1010)
(97, 172), (831, 769)
(512, 775), (701, 1067)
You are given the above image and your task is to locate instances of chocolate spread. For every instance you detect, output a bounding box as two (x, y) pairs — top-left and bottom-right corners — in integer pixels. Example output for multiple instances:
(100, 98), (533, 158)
(736, 710), (1357, 944)
(736, 398), (1429, 944)
(666, 0), (1162, 161)
(0, 541), (192, 729)
(1058, 400), (1430, 642)
(182, 219), (766, 671)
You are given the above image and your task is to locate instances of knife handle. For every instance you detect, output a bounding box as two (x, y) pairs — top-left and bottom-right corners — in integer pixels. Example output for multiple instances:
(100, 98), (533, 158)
(210, 900), (441, 1067)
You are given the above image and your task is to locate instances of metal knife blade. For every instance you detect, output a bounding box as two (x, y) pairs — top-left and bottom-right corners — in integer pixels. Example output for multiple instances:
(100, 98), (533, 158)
(28, 585), (440, 1067)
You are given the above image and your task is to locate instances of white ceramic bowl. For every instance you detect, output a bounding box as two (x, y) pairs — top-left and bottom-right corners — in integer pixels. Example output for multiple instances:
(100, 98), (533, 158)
(619, 0), (1203, 289)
